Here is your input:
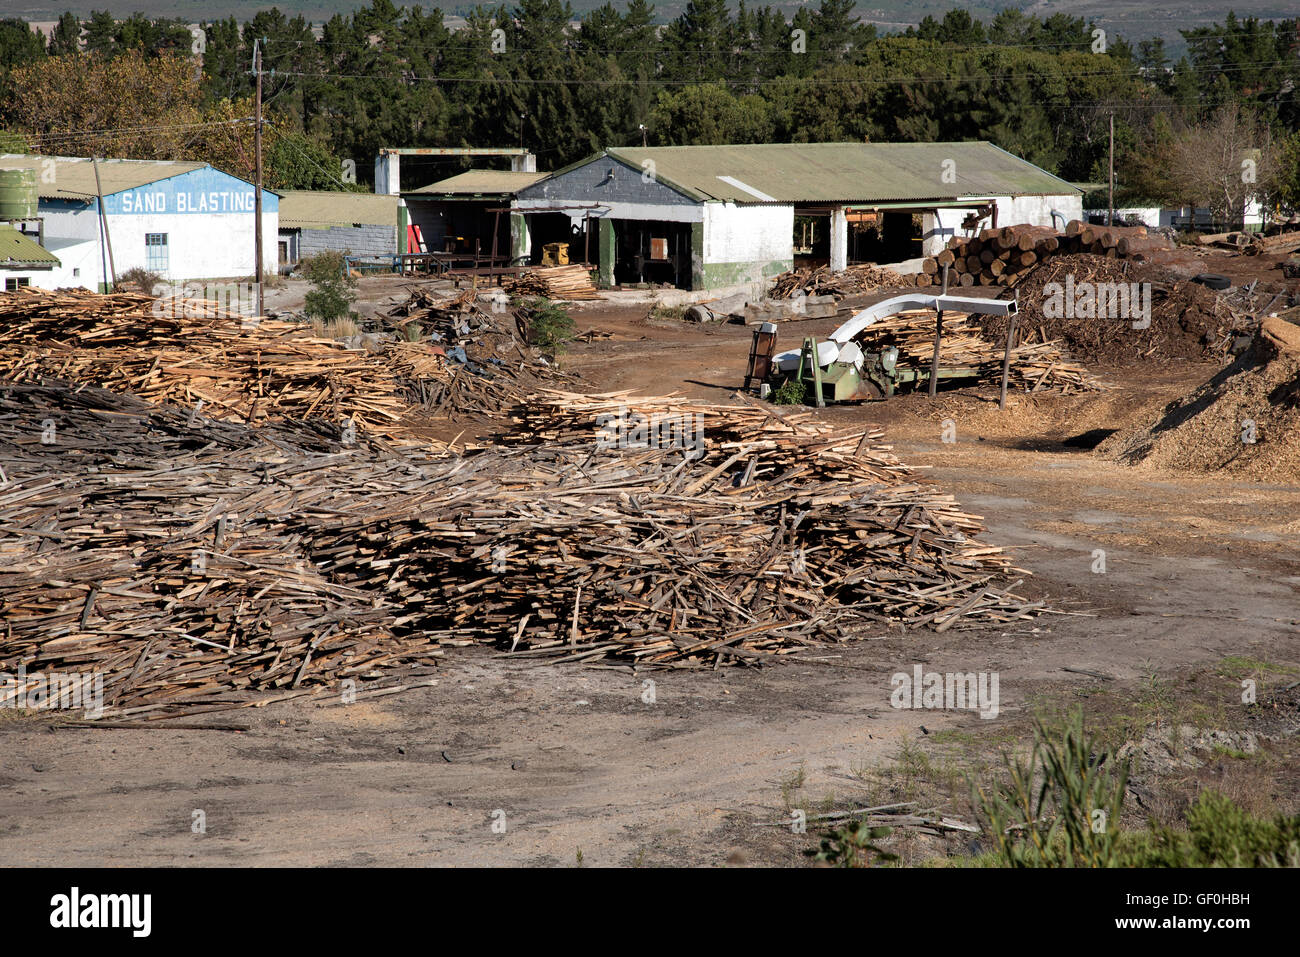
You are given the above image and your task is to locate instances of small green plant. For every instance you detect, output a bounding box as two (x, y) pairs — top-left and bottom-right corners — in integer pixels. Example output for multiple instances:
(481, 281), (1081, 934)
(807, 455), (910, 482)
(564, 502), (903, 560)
(973, 708), (1129, 867)
(779, 763), (806, 810)
(807, 820), (899, 868)
(521, 297), (575, 354)
(770, 378), (808, 406)
(575, 846), (584, 866)
(649, 303), (686, 322)
(301, 251), (357, 322)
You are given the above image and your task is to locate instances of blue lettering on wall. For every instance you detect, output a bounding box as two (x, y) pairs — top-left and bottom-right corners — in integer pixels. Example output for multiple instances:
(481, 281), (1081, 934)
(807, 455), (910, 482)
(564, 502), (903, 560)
(102, 166), (278, 216)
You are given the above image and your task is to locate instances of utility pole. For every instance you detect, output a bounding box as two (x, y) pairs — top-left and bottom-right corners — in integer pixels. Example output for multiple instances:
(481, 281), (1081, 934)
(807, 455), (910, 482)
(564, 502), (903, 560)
(518, 112), (527, 151)
(639, 124), (648, 147)
(1107, 111), (1115, 228)
(253, 38), (264, 316)
(92, 157), (116, 292)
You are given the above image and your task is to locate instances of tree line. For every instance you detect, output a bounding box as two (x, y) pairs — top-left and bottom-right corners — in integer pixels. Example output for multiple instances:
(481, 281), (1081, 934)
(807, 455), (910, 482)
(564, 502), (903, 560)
(0, 3), (1298, 222)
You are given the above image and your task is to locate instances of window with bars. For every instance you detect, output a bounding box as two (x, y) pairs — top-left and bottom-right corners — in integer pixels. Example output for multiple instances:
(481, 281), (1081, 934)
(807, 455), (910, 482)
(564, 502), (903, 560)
(145, 233), (169, 274)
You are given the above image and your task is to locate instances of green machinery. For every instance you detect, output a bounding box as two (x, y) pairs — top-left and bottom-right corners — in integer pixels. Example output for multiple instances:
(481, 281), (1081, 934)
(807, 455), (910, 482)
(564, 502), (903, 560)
(753, 292), (1019, 406)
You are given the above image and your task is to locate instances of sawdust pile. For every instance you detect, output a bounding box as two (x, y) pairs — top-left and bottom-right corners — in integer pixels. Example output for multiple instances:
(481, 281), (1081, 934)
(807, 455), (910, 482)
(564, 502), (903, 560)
(981, 255), (1249, 365)
(1101, 315), (1300, 481)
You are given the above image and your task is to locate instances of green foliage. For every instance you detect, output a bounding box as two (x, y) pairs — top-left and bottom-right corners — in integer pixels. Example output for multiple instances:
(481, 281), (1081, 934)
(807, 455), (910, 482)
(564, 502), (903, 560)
(267, 131), (366, 191)
(300, 251), (357, 322)
(973, 709), (1130, 867)
(520, 297), (575, 354)
(0, 6), (1295, 190)
(0, 128), (27, 153)
(770, 378), (808, 406)
(1119, 792), (1300, 867)
(807, 821), (899, 868)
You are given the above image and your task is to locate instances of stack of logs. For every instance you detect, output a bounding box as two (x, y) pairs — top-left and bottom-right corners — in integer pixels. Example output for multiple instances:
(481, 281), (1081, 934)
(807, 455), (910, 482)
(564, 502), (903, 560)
(503, 264), (602, 300)
(918, 221), (1179, 288)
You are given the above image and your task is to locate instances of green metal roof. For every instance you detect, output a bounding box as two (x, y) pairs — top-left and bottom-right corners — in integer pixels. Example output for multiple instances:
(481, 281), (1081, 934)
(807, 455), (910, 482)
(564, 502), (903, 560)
(0, 224), (59, 268)
(601, 142), (1079, 205)
(279, 189), (398, 228)
(409, 169), (548, 197)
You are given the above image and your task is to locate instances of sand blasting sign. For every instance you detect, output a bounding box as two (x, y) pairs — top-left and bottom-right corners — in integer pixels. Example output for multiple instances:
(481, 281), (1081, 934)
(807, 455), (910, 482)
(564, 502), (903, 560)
(102, 168), (275, 215)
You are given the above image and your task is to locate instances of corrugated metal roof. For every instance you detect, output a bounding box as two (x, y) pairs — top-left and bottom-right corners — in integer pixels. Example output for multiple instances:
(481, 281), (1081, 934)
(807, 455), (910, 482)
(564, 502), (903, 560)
(410, 170), (548, 197)
(0, 224), (59, 267)
(0, 154), (208, 201)
(278, 189), (398, 227)
(601, 142), (1079, 204)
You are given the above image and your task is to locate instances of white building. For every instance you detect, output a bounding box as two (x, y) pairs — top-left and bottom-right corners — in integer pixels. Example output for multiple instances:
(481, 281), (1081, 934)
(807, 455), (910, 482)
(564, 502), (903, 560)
(513, 142), (1082, 290)
(0, 155), (278, 291)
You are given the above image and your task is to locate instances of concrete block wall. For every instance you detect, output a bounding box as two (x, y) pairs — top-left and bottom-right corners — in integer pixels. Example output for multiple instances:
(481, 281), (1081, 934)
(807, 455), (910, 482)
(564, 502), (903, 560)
(296, 223), (397, 260)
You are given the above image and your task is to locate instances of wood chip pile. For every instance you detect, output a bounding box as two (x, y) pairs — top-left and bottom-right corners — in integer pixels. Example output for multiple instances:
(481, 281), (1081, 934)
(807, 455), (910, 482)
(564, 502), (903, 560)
(1, 382), (1044, 715)
(502, 264), (602, 300)
(982, 254), (1254, 365)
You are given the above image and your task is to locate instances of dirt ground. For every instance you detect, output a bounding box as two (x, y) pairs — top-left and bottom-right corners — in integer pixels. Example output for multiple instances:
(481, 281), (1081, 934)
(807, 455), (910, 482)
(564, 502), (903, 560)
(3, 265), (1299, 867)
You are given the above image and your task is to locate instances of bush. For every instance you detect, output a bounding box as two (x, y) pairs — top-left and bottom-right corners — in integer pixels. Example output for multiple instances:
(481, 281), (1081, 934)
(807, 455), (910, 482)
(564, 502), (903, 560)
(117, 266), (163, 294)
(807, 821), (899, 868)
(973, 709), (1130, 868)
(520, 297), (574, 354)
(301, 251), (357, 322)
(1119, 792), (1300, 867)
(770, 378), (808, 406)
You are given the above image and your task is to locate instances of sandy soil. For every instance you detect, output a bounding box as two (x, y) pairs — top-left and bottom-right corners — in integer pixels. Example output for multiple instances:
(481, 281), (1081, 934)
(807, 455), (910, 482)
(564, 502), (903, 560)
(3, 265), (1299, 868)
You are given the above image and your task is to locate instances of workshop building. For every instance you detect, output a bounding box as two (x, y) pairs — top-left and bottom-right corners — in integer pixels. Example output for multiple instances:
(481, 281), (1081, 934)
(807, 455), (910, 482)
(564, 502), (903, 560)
(0, 154), (278, 290)
(512, 142), (1082, 290)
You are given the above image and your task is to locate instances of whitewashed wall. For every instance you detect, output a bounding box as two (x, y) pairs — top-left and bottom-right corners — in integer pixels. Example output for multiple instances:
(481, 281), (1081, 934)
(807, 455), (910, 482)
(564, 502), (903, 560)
(921, 193), (1083, 255)
(702, 203), (793, 264)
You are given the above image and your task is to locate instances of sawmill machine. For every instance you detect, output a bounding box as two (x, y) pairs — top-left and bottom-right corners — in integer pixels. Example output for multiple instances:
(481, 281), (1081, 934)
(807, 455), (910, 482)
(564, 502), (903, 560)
(744, 292), (1018, 406)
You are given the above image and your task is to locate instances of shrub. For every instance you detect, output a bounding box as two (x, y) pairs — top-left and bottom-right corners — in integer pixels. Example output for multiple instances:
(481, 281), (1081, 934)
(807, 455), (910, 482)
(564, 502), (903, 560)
(301, 251), (357, 321)
(770, 378), (808, 406)
(520, 297), (574, 354)
(1120, 792), (1300, 867)
(117, 266), (163, 294)
(807, 821), (899, 868)
(973, 709), (1130, 867)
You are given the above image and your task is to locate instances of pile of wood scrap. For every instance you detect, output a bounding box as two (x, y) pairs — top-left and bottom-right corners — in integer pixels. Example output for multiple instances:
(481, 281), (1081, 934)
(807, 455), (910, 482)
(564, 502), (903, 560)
(0, 381), (453, 718)
(502, 264), (602, 300)
(0, 287), (572, 433)
(920, 221), (1190, 289)
(1, 381), (1046, 715)
(852, 311), (1104, 394)
(380, 287), (579, 418)
(770, 263), (908, 300)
